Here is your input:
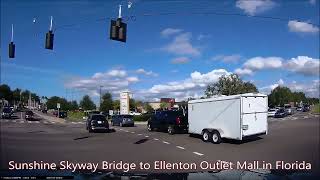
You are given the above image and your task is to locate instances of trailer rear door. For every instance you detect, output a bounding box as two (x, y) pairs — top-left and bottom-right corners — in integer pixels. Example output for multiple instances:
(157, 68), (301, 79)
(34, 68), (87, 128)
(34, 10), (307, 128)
(241, 96), (268, 137)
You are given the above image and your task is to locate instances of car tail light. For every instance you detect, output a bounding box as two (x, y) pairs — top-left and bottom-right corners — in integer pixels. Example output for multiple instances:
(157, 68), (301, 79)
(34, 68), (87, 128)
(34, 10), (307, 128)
(176, 117), (181, 124)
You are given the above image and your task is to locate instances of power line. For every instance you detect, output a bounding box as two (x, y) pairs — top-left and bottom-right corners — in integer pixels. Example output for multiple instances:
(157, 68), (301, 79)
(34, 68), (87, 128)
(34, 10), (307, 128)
(52, 10), (319, 33)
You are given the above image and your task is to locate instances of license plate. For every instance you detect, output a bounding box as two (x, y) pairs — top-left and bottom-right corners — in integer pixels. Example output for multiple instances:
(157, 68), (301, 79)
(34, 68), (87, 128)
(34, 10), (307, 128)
(97, 121), (102, 124)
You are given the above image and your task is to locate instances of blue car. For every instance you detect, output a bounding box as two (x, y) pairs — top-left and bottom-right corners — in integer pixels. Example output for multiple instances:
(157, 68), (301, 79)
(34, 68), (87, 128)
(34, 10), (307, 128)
(111, 115), (134, 127)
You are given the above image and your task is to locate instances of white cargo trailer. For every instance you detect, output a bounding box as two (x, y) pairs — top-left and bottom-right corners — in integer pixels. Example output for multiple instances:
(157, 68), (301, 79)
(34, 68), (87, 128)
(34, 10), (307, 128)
(188, 93), (268, 144)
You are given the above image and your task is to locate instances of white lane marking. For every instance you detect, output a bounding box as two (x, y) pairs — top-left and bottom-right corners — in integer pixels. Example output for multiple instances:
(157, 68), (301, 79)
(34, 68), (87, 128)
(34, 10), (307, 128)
(119, 129), (123, 131)
(162, 141), (170, 144)
(153, 138), (159, 141)
(131, 132), (135, 134)
(27, 121), (32, 123)
(125, 130), (129, 132)
(176, 146), (185, 150)
(71, 122), (76, 124)
(13, 120), (17, 123)
(145, 135), (149, 138)
(193, 152), (204, 156)
(51, 121), (56, 124)
(35, 121), (40, 123)
(19, 121), (25, 123)
(138, 134), (142, 136)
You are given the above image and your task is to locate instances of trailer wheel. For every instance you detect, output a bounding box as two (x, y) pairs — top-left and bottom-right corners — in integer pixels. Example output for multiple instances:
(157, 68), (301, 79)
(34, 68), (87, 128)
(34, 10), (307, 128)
(212, 130), (221, 144)
(202, 130), (212, 142)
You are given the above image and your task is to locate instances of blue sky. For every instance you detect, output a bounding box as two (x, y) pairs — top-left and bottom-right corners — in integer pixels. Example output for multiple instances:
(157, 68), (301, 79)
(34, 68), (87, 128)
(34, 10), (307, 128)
(1, 0), (319, 104)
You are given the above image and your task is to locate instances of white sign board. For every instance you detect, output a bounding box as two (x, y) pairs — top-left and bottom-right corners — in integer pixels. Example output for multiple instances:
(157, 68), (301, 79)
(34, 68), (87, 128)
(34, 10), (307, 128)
(120, 91), (130, 115)
(57, 103), (60, 109)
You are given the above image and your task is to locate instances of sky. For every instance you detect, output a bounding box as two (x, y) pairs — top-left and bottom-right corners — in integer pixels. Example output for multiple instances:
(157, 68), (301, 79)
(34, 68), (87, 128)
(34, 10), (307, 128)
(1, 0), (319, 104)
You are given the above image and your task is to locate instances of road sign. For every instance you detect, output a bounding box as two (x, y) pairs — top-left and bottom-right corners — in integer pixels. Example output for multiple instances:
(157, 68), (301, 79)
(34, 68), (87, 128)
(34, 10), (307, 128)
(57, 103), (60, 109)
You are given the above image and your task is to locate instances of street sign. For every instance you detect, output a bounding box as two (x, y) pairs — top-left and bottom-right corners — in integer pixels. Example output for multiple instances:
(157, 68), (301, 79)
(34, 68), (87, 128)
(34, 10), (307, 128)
(57, 103), (60, 109)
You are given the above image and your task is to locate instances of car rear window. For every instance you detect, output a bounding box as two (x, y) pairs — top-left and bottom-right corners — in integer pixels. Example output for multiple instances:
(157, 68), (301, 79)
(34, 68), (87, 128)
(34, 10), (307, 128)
(92, 115), (106, 121)
(26, 111), (33, 115)
(3, 108), (11, 113)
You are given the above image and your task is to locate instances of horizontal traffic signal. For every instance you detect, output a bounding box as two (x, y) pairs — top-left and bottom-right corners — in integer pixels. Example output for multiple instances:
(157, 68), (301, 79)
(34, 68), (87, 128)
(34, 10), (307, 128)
(45, 30), (54, 50)
(110, 18), (127, 42)
(9, 42), (15, 58)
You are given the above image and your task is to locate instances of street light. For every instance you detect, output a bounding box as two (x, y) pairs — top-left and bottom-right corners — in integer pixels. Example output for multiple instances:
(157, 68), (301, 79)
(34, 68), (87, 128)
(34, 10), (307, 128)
(99, 85), (103, 109)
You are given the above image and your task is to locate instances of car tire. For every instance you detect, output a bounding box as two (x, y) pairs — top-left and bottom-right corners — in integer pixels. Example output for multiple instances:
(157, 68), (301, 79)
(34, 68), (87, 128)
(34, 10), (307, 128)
(168, 125), (175, 135)
(147, 123), (153, 131)
(212, 130), (222, 144)
(202, 130), (212, 142)
(88, 126), (93, 133)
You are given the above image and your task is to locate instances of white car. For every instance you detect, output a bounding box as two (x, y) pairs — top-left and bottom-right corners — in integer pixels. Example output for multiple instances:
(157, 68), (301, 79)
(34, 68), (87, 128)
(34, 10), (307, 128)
(268, 108), (277, 117)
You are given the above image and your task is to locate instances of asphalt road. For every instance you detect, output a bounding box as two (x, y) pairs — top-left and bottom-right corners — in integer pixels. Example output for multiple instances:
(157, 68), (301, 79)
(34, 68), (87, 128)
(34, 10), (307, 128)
(0, 111), (319, 173)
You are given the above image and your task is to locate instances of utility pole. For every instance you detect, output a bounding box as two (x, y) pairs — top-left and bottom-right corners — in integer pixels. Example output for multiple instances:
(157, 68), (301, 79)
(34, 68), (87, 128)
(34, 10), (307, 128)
(99, 85), (103, 110)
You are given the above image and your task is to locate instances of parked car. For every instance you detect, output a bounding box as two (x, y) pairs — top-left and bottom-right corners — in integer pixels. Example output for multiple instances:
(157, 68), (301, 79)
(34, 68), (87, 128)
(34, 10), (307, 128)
(147, 110), (188, 135)
(296, 106), (303, 111)
(1, 108), (12, 119)
(274, 108), (286, 118)
(303, 105), (310, 112)
(284, 105), (294, 115)
(25, 110), (34, 120)
(111, 115), (134, 127)
(86, 114), (109, 133)
(268, 108), (277, 117)
(56, 111), (67, 118)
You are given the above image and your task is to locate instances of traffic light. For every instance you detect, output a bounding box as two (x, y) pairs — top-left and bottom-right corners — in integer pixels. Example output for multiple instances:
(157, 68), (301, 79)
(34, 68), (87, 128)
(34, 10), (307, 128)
(9, 42), (15, 58)
(110, 18), (127, 42)
(45, 30), (54, 50)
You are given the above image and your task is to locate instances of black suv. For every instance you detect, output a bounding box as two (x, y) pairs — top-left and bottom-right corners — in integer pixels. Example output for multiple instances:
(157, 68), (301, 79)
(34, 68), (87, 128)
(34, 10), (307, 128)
(147, 110), (188, 135)
(86, 114), (109, 133)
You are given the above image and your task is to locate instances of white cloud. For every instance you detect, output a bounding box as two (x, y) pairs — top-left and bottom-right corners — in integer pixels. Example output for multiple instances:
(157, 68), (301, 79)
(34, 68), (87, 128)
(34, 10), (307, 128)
(135, 68), (158, 77)
(211, 54), (242, 63)
(137, 69), (231, 101)
(161, 28), (183, 37)
(171, 57), (190, 64)
(234, 68), (254, 76)
(259, 79), (319, 98)
(309, 0), (316, 5)
(236, 0), (276, 15)
(288, 20), (319, 34)
(243, 56), (283, 70)
(64, 69), (138, 97)
(163, 32), (201, 56)
(197, 34), (211, 40)
(285, 56), (320, 76)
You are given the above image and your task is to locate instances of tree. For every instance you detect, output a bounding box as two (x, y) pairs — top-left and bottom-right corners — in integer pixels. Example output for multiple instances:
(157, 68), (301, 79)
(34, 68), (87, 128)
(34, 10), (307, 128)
(113, 100), (120, 110)
(80, 95), (96, 110)
(160, 102), (170, 110)
(129, 98), (136, 111)
(205, 74), (258, 97)
(69, 100), (79, 110)
(12, 88), (22, 103)
(268, 86), (292, 106)
(46, 96), (69, 110)
(0, 84), (12, 102)
(100, 92), (113, 112)
(143, 103), (154, 113)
